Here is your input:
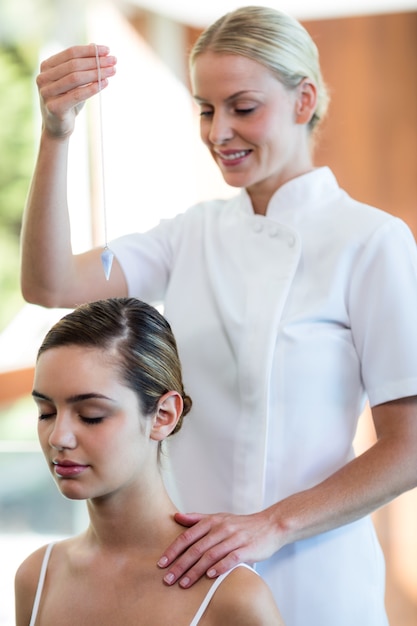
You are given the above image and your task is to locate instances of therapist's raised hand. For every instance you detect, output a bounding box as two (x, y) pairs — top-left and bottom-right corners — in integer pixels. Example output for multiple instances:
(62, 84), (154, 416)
(158, 509), (281, 588)
(36, 44), (116, 138)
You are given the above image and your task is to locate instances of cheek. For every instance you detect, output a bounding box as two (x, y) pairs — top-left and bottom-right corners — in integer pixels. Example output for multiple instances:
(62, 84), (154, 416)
(248, 115), (276, 145)
(37, 423), (50, 452)
(199, 120), (210, 146)
(105, 422), (145, 456)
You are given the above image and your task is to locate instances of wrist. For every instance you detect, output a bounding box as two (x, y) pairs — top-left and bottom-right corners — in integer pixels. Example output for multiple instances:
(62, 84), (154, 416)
(267, 494), (312, 547)
(41, 122), (73, 142)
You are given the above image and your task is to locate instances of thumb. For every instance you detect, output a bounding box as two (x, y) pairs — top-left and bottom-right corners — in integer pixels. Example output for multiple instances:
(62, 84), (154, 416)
(174, 511), (206, 526)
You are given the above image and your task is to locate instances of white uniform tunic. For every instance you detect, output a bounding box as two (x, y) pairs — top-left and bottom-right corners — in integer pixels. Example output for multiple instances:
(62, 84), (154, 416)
(110, 167), (417, 626)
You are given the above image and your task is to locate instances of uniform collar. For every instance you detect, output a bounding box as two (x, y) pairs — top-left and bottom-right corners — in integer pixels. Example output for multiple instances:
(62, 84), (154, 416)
(239, 167), (340, 221)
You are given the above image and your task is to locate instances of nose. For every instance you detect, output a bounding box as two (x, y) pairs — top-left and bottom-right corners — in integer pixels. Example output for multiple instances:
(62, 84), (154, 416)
(207, 112), (234, 145)
(48, 413), (77, 451)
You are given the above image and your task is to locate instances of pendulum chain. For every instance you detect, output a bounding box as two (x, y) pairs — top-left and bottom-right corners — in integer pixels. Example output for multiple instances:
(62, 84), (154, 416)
(95, 44), (114, 280)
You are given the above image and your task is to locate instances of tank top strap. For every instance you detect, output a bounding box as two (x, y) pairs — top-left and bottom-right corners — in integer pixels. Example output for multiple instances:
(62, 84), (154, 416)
(29, 542), (55, 626)
(189, 563), (256, 626)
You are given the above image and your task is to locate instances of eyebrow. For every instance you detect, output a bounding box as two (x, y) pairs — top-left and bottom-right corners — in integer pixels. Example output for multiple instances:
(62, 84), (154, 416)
(31, 390), (114, 404)
(193, 90), (259, 104)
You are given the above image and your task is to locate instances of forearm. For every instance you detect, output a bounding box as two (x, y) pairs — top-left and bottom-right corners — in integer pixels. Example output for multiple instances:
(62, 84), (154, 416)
(20, 44), (118, 307)
(273, 433), (417, 547)
(20, 130), (74, 307)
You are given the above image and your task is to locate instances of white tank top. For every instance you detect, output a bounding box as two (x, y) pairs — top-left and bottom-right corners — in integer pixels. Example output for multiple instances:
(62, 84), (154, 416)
(29, 543), (256, 626)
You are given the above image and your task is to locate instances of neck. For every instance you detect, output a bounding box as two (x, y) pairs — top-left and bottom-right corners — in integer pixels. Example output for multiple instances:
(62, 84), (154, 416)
(85, 477), (180, 551)
(247, 162), (315, 215)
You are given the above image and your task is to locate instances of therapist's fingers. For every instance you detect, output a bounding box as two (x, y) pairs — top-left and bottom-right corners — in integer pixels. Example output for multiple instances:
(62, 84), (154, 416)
(173, 511), (207, 529)
(37, 44), (116, 137)
(157, 513), (209, 569)
(163, 518), (244, 587)
(159, 512), (267, 588)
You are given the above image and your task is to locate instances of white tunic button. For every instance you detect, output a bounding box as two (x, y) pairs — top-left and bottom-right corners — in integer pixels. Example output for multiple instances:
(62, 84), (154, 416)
(253, 222), (263, 233)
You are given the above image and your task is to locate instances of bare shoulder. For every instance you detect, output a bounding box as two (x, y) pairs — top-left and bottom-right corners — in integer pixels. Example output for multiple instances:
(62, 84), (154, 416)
(15, 543), (51, 595)
(15, 543), (51, 626)
(206, 565), (285, 626)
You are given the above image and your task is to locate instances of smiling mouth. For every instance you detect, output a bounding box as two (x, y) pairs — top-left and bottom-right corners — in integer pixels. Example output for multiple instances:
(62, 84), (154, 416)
(216, 150), (251, 161)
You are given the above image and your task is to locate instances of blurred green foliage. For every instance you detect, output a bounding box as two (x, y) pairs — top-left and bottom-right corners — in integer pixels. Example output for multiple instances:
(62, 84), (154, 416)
(0, 45), (36, 331)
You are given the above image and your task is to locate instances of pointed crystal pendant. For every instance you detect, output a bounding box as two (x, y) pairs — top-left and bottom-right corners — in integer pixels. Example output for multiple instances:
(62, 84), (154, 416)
(101, 247), (114, 281)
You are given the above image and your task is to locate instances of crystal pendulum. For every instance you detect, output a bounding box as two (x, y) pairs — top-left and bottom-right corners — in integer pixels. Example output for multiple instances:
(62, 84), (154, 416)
(101, 246), (114, 280)
(95, 44), (114, 281)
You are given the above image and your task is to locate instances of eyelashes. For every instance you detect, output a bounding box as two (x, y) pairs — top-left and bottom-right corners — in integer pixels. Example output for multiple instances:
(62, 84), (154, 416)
(199, 107), (256, 117)
(80, 417), (104, 425)
(38, 412), (56, 420)
(38, 413), (104, 425)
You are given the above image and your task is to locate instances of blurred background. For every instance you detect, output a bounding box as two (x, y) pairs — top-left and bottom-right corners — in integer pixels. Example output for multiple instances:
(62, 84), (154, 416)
(0, 0), (416, 624)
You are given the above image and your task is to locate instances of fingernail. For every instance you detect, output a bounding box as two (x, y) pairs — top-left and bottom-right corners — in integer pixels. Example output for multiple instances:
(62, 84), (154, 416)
(164, 573), (175, 584)
(207, 569), (217, 578)
(158, 556), (168, 567)
(180, 577), (191, 588)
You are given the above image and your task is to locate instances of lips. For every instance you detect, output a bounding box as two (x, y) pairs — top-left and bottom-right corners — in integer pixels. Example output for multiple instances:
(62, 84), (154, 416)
(52, 459), (89, 478)
(215, 149), (251, 165)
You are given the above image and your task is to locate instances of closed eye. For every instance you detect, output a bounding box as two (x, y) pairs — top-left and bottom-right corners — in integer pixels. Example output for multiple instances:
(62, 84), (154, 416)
(38, 412), (56, 421)
(80, 416), (104, 425)
(38, 413), (104, 425)
(200, 107), (255, 118)
(235, 107), (255, 115)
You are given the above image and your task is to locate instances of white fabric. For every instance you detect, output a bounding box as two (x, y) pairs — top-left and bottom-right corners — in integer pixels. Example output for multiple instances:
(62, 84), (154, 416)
(110, 167), (417, 626)
(189, 563), (256, 625)
(29, 542), (55, 626)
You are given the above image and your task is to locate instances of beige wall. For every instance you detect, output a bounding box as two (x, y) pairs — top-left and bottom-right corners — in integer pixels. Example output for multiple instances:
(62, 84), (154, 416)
(305, 12), (417, 237)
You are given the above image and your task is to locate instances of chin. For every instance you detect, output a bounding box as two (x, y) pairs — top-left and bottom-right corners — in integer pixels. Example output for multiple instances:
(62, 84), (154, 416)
(55, 482), (88, 501)
(220, 171), (255, 189)
(59, 489), (88, 501)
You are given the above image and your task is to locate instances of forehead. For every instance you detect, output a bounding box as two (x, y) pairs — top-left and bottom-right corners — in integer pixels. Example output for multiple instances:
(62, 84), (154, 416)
(191, 51), (276, 97)
(34, 345), (119, 391)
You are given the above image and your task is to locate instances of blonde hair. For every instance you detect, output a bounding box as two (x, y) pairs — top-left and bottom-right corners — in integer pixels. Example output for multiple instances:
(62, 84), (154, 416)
(190, 5), (330, 131)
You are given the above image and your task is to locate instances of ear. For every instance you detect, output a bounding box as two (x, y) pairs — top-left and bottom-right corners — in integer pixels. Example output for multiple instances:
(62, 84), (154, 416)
(295, 79), (317, 126)
(150, 391), (183, 442)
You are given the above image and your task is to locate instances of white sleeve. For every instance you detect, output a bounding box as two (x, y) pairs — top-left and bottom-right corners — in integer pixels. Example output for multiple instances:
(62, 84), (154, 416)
(349, 217), (417, 406)
(109, 212), (186, 304)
